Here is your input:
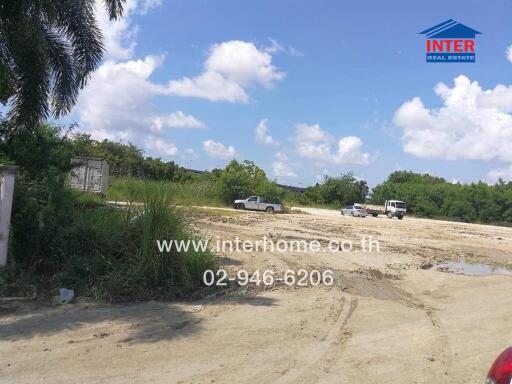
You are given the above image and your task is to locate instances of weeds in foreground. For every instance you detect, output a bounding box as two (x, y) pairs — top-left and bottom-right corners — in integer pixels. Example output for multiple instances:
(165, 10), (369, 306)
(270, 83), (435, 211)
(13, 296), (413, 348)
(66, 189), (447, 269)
(6, 181), (216, 302)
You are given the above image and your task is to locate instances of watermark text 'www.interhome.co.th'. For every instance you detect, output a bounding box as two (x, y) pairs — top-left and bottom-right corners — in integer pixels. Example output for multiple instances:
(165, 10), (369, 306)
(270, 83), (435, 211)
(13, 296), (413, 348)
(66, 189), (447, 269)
(157, 236), (380, 254)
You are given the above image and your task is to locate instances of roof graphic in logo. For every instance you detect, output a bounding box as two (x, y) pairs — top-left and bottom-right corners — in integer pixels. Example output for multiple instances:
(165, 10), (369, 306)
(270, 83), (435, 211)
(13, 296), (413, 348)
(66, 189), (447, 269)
(419, 20), (481, 63)
(419, 19), (481, 39)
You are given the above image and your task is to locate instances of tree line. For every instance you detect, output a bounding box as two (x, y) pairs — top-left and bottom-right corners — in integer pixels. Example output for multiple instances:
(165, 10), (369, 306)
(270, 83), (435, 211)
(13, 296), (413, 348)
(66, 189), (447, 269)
(371, 171), (512, 224)
(3, 123), (511, 225)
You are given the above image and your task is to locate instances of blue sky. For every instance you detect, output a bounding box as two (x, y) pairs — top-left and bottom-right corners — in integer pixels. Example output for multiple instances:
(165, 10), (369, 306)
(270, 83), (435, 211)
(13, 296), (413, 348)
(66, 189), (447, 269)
(67, 0), (512, 187)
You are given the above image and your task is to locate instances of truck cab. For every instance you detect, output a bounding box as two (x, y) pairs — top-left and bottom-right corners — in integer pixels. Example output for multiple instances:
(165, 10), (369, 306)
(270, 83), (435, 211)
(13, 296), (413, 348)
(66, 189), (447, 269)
(384, 200), (406, 219)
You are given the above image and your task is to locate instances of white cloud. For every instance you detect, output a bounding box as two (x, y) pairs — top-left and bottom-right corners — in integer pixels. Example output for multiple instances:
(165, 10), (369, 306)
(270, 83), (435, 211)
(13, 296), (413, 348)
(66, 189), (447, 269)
(334, 136), (371, 165)
(151, 111), (206, 131)
(291, 123), (371, 165)
(488, 165), (512, 182)
(169, 40), (285, 102)
(206, 40), (284, 87)
(293, 123), (332, 161)
(168, 71), (248, 103)
(394, 75), (512, 162)
(255, 118), (278, 145)
(75, 55), (164, 138)
(202, 140), (238, 159)
(73, 55), (204, 159)
(145, 137), (179, 157)
(507, 45), (512, 63)
(272, 152), (296, 177)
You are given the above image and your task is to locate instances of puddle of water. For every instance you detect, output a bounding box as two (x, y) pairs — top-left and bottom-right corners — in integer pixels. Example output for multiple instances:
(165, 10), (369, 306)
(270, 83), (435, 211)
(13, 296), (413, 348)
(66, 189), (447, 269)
(433, 261), (512, 276)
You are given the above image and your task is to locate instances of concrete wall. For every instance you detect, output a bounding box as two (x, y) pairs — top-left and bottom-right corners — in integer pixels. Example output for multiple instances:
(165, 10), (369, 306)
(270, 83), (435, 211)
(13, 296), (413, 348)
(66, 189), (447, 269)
(0, 165), (17, 267)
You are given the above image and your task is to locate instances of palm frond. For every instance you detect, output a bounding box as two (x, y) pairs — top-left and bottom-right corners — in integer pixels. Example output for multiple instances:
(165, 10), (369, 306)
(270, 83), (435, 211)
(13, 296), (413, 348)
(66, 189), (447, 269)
(43, 26), (77, 116)
(51, 0), (104, 88)
(7, 20), (51, 130)
(0, 0), (126, 132)
(103, 0), (126, 20)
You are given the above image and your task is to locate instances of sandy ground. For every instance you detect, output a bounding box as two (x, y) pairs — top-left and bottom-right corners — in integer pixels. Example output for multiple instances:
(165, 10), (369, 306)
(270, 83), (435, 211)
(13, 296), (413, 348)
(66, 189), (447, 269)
(1, 207), (512, 383)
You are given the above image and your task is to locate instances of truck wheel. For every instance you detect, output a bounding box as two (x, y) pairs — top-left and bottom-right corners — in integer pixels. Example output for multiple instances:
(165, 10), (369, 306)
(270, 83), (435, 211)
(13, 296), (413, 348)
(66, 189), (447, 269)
(341, 210), (344, 215)
(387, 212), (393, 219)
(397, 215), (403, 220)
(372, 213), (378, 217)
(237, 203), (245, 210)
(265, 206), (274, 213)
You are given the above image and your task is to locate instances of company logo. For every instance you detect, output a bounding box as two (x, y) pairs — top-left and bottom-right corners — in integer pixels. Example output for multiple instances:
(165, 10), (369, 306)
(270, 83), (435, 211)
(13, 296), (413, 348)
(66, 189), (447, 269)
(419, 19), (481, 63)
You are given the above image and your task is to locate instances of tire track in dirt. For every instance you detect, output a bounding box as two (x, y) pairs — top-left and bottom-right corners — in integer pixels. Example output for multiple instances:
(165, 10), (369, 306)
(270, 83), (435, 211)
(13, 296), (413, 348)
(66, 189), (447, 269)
(338, 270), (452, 379)
(419, 304), (451, 376)
(388, 283), (452, 376)
(270, 293), (358, 384)
(183, 288), (356, 384)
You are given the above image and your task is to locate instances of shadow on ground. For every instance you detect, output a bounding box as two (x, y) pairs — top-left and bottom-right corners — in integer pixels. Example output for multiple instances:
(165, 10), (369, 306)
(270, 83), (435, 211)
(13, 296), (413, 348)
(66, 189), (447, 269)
(0, 293), (277, 344)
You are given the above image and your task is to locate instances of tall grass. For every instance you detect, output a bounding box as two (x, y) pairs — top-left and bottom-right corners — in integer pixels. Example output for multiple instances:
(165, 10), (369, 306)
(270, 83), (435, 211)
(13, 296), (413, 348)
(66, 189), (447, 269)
(108, 177), (226, 207)
(128, 182), (216, 297)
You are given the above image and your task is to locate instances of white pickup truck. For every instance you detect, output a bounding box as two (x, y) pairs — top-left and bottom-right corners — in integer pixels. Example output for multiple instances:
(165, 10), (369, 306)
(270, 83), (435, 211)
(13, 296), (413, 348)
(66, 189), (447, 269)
(233, 196), (283, 213)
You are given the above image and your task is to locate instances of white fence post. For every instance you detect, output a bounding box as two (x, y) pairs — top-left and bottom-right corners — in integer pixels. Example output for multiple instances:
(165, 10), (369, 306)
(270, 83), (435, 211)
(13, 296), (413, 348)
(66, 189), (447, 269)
(0, 165), (17, 267)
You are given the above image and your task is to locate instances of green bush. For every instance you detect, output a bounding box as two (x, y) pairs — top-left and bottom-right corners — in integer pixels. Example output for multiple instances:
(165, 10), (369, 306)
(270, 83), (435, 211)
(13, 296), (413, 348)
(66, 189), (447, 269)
(444, 198), (477, 222)
(216, 160), (284, 203)
(289, 173), (368, 207)
(413, 196), (438, 218)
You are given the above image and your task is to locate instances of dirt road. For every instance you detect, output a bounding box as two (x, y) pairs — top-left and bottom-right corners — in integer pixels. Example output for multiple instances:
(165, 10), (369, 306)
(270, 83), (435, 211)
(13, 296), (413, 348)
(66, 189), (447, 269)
(2, 207), (512, 383)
